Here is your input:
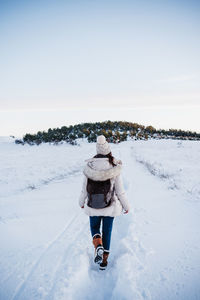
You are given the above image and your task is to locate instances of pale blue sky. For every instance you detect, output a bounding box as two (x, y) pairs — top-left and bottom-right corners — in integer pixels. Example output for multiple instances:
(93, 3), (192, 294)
(0, 0), (200, 136)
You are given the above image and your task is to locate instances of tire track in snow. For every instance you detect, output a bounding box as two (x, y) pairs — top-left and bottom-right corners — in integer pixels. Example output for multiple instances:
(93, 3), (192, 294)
(0, 170), (83, 300)
(11, 212), (86, 300)
(46, 221), (90, 300)
(110, 145), (153, 299)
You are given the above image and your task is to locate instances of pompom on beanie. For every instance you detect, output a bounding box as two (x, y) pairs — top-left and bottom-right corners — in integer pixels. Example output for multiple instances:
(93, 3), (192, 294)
(96, 135), (111, 155)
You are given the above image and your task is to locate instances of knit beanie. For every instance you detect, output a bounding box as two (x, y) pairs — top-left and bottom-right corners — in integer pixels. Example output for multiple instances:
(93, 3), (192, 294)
(96, 135), (111, 155)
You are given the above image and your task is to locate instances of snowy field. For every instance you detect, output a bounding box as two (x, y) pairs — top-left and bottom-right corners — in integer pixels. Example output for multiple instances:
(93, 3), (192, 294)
(0, 136), (200, 300)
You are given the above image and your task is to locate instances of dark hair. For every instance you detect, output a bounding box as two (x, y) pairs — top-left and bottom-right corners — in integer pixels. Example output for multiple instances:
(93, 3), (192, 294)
(94, 152), (117, 167)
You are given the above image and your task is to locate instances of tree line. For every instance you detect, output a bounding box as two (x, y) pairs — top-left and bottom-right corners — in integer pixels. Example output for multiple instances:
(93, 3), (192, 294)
(15, 121), (200, 145)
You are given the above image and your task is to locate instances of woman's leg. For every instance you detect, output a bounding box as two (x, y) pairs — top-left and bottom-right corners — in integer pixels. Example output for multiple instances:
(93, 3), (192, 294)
(89, 216), (104, 264)
(102, 216), (114, 252)
(89, 216), (102, 238)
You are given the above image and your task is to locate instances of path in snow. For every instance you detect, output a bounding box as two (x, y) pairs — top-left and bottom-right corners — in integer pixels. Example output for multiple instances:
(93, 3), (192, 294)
(0, 141), (200, 300)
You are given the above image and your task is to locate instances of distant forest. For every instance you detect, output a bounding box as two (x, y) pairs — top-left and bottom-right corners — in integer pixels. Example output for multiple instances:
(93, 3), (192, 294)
(15, 121), (200, 145)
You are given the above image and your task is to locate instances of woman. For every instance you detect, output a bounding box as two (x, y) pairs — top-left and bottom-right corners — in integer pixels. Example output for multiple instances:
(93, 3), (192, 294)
(79, 135), (130, 270)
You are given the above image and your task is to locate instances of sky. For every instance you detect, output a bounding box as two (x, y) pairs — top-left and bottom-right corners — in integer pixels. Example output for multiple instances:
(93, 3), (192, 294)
(0, 0), (200, 137)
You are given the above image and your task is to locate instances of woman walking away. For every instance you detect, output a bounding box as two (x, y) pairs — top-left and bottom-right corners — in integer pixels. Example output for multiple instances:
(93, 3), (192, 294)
(79, 135), (130, 270)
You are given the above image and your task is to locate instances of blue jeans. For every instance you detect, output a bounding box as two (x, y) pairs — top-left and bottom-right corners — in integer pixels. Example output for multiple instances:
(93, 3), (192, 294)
(89, 216), (114, 251)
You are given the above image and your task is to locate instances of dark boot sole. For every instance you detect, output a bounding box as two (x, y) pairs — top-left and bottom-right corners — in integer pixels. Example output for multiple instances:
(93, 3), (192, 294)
(99, 265), (107, 270)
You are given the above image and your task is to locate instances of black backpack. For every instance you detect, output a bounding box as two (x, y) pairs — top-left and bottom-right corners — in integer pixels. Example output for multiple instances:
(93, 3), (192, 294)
(87, 178), (114, 209)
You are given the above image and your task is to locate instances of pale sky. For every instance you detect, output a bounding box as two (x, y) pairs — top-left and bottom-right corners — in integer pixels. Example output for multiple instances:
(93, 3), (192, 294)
(0, 0), (200, 136)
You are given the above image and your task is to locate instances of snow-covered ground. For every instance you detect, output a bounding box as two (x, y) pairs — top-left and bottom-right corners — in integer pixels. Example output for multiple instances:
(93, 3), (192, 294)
(0, 137), (200, 300)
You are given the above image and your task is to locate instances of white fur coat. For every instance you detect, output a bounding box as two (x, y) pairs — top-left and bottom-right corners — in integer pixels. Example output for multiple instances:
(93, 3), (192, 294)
(79, 157), (130, 217)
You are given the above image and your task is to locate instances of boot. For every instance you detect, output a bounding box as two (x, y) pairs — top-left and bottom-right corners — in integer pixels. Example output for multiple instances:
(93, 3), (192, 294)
(99, 251), (109, 270)
(92, 234), (104, 264)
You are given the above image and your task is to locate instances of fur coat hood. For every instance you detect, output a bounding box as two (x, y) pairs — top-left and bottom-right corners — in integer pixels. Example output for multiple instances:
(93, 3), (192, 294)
(83, 157), (122, 181)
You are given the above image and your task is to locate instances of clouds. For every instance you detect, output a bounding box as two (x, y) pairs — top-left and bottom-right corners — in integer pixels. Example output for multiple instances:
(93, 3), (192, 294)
(0, 0), (200, 134)
(155, 74), (199, 83)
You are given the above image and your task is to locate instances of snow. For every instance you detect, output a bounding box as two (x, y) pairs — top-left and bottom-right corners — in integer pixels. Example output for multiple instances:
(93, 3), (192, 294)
(0, 137), (200, 300)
